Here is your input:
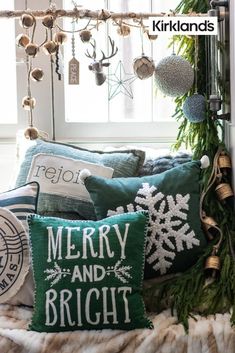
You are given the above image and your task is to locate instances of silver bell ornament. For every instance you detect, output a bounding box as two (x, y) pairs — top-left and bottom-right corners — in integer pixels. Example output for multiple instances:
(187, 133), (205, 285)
(25, 43), (39, 57)
(154, 54), (194, 97)
(24, 126), (39, 140)
(22, 96), (36, 110)
(183, 94), (206, 123)
(79, 30), (92, 43)
(53, 32), (67, 45)
(42, 15), (54, 29)
(16, 33), (30, 48)
(43, 41), (58, 55)
(133, 55), (155, 80)
(30, 68), (44, 82)
(20, 14), (35, 29)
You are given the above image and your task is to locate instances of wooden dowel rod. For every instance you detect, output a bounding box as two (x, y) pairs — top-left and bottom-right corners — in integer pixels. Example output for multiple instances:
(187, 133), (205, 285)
(0, 9), (207, 20)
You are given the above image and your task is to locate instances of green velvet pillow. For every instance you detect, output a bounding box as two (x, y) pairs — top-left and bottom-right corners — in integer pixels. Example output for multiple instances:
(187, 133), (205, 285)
(84, 160), (207, 279)
(28, 212), (153, 332)
(15, 139), (145, 220)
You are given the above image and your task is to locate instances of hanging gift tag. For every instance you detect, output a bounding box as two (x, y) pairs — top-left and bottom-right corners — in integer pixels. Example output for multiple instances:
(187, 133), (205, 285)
(68, 57), (80, 85)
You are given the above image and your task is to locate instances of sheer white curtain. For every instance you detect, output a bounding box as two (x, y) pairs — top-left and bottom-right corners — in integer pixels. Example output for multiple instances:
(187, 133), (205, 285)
(0, 1), (17, 125)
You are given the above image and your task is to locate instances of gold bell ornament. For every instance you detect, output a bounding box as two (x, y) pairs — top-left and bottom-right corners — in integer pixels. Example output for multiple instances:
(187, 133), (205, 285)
(204, 254), (221, 272)
(30, 68), (44, 82)
(25, 43), (39, 57)
(53, 32), (67, 45)
(204, 245), (221, 278)
(22, 96), (36, 110)
(215, 183), (234, 201)
(218, 152), (232, 173)
(79, 30), (92, 43)
(43, 41), (58, 55)
(20, 13), (35, 29)
(202, 215), (218, 240)
(16, 33), (30, 48)
(117, 25), (131, 37)
(42, 15), (54, 29)
(24, 126), (39, 140)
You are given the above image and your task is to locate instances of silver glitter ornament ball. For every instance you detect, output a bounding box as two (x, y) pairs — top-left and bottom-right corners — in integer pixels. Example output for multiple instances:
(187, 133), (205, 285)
(154, 55), (194, 97)
(183, 94), (206, 123)
(133, 55), (155, 80)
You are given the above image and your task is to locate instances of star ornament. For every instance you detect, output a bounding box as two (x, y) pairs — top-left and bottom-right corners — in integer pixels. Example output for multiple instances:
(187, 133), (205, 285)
(107, 60), (137, 100)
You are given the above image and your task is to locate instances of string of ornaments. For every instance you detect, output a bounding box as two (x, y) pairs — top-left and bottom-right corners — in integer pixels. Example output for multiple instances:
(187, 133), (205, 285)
(15, 4), (203, 139)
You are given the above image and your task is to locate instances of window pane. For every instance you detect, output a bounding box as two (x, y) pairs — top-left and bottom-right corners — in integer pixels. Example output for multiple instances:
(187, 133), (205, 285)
(108, 0), (152, 122)
(62, 0), (180, 124)
(152, 0), (181, 122)
(63, 0), (108, 123)
(0, 1), (17, 124)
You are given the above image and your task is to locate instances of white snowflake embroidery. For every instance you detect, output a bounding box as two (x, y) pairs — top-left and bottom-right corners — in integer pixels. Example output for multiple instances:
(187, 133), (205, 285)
(107, 183), (200, 275)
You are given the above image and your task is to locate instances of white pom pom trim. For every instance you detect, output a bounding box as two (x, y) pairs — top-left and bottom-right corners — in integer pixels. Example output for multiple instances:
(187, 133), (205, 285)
(79, 169), (91, 183)
(200, 155), (210, 169)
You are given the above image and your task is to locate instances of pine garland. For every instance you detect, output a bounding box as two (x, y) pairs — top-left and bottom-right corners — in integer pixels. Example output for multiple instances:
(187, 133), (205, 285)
(143, 0), (235, 329)
(172, 0), (222, 160)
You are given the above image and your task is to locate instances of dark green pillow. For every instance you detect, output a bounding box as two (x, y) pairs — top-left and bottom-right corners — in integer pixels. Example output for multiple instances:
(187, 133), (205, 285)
(15, 139), (145, 220)
(28, 212), (153, 332)
(84, 160), (207, 279)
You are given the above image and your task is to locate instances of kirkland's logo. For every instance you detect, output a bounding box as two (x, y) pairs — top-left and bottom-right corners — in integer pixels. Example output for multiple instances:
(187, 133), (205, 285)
(148, 17), (218, 35)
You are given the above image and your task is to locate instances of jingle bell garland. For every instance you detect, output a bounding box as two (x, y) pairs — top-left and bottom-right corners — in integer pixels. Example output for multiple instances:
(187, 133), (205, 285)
(143, 0), (235, 330)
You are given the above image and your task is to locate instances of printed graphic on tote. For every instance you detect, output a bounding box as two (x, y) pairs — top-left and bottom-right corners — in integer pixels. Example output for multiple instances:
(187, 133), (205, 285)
(27, 153), (114, 201)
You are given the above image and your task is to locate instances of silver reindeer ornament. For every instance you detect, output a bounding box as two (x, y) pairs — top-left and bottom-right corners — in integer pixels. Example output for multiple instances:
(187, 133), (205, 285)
(85, 36), (118, 86)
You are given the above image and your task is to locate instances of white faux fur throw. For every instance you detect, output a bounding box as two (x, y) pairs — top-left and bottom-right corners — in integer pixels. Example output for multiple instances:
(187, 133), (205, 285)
(0, 304), (235, 353)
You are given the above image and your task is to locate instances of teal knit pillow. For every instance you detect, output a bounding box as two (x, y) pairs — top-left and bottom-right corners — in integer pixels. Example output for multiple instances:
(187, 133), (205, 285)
(84, 160), (207, 279)
(15, 139), (145, 220)
(28, 212), (153, 332)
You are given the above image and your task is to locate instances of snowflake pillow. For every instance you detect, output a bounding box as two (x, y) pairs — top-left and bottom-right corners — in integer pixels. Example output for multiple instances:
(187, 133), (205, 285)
(83, 160), (207, 279)
(28, 212), (153, 331)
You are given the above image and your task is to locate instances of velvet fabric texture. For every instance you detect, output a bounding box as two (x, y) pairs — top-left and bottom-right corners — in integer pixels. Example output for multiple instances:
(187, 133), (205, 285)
(84, 161), (207, 279)
(28, 212), (152, 332)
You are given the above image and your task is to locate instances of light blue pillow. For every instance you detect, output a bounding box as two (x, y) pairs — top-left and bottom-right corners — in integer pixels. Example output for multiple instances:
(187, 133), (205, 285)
(15, 139), (145, 220)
